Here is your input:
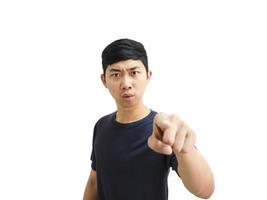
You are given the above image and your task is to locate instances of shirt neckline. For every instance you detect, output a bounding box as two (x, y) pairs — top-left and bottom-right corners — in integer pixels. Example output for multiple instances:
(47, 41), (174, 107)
(111, 109), (155, 128)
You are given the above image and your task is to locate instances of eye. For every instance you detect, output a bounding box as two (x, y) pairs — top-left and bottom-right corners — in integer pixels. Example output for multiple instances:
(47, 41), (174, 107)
(131, 71), (140, 76)
(111, 73), (120, 78)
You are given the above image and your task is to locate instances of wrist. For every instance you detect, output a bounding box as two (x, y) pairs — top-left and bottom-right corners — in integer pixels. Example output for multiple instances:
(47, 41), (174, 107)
(173, 145), (196, 157)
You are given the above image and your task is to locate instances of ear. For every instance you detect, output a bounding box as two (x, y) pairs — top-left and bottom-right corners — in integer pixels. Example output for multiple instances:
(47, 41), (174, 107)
(101, 74), (107, 88)
(146, 70), (152, 83)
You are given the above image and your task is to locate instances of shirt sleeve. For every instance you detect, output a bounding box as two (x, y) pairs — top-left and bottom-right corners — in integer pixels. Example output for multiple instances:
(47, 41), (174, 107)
(90, 123), (97, 171)
(165, 153), (179, 176)
(165, 145), (198, 177)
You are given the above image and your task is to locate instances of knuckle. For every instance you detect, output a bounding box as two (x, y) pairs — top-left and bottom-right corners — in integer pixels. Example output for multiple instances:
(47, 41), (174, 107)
(164, 137), (174, 146)
(177, 127), (187, 138)
(173, 141), (181, 152)
(171, 114), (179, 119)
(171, 114), (179, 121)
(182, 124), (189, 134)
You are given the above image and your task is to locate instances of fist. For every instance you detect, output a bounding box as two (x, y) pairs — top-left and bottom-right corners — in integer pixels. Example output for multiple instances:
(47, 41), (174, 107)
(147, 112), (196, 155)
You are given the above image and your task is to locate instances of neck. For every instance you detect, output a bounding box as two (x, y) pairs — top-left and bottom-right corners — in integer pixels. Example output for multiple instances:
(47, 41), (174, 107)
(116, 103), (150, 123)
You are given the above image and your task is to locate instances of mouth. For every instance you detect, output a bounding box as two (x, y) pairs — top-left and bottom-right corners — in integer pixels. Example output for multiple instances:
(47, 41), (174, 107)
(122, 94), (134, 101)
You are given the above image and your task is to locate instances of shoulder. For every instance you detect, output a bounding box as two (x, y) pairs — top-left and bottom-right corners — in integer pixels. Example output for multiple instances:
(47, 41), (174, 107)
(151, 110), (158, 115)
(149, 109), (158, 119)
(94, 111), (116, 128)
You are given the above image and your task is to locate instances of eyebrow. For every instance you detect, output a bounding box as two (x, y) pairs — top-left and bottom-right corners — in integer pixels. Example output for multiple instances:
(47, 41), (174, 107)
(109, 68), (121, 72)
(108, 66), (141, 72)
(128, 66), (141, 71)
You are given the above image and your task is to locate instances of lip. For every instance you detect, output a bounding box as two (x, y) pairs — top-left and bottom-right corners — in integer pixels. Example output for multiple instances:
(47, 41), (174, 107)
(122, 93), (134, 100)
(122, 93), (134, 97)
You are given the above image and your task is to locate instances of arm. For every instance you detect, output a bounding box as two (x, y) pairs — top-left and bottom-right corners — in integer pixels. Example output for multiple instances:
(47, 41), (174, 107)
(83, 170), (98, 200)
(175, 147), (214, 199)
(148, 113), (214, 199)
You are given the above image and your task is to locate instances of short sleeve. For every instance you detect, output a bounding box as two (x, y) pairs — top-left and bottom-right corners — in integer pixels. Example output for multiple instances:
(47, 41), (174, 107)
(90, 123), (97, 171)
(165, 153), (179, 176)
(165, 145), (198, 177)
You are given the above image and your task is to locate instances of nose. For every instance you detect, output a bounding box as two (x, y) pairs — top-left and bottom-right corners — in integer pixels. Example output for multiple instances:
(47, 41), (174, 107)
(120, 75), (132, 90)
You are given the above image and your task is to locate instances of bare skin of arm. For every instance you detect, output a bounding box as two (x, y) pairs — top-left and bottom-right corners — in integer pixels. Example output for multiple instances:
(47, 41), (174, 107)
(148, 113), (215, 199)
(175, 147), (214, 199)
(83, 170), (98, 200)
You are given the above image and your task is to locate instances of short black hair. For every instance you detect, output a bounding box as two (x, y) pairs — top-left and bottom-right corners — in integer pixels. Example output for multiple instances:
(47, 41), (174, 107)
(101, 38), (148, 74)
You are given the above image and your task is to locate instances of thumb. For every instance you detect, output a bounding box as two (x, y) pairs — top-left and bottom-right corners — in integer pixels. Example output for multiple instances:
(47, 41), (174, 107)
(153, 121), (171, 140)
(148, 135), (173, 155)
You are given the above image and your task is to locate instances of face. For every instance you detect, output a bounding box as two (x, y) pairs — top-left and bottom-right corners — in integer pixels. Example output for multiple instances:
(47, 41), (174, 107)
(101, 59), (152, 109)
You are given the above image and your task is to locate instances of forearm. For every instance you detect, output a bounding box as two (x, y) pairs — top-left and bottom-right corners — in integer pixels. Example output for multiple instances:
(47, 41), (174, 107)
(83, 181), (98, 200)
(175, 148), (214, 199)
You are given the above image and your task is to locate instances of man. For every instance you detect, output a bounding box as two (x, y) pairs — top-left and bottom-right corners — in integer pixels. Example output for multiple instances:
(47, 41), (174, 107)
(83, 38), (214, 200)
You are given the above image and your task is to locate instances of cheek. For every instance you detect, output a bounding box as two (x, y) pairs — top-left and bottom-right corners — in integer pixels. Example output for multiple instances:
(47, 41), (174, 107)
(135, 80), (147, 93)
(107, 83), (119, 96)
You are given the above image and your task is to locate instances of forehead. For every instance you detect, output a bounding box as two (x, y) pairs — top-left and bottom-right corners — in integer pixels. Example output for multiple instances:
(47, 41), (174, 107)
(107, 59), (145, 71)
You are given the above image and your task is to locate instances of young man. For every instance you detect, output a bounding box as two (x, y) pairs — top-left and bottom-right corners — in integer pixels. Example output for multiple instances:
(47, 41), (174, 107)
(83, 39), (214, 200)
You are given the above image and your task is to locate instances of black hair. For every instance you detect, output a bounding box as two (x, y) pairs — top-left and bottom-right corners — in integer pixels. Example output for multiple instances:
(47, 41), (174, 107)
(101, 38), (148, 74)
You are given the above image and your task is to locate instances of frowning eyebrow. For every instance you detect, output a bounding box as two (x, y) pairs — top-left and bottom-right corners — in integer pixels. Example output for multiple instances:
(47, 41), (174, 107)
(108, 66), (141, 72)
(108, 68), (121, 73)
(128, 67), (141, 71)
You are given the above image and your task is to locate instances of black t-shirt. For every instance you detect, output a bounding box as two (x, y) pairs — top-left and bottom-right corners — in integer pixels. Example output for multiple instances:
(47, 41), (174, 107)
(90, 110), (178, 200)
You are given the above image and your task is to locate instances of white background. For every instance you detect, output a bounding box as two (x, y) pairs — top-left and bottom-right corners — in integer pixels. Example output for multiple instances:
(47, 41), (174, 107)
(0, 0), (267, 199)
